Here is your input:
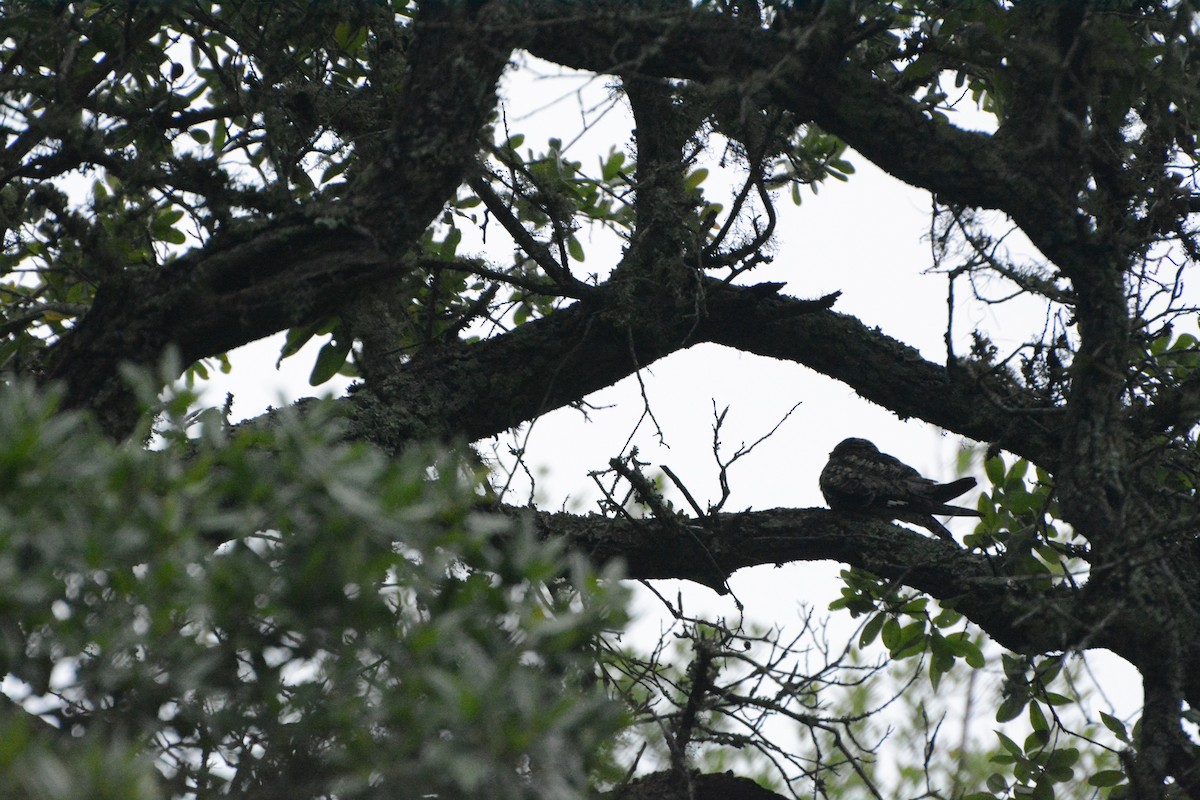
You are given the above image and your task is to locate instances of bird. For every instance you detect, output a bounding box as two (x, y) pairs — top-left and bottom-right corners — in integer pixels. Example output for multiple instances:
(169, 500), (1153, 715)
(819, 437), (980, 541)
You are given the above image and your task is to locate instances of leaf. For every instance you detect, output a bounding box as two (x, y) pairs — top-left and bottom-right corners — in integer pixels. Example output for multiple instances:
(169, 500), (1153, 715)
(278, 322), (321, 366)
(321, 159), (350, 185)
(151, 207), (187, 244)
(1100, 711), (1129, 742)
(900, 597), (928, 614)
(309, 332), (353, 386)
(891, 622), (927, 659)
(1088, 770), (1126, 787)
(440, 227), (462, 259)
(601, 150), (625, 180)
(566, 235), (584, 262)
(1009, 458), (1029, 482)
(880, 617), (900, 649)
(859, 613), (886, 647)
(995, 731), (1024, 759)
(945, 633), (985, 668)
(334, 23), (367, 53)
(684, 168), (709, 191)
(1045, 748), (1079, 770)
(986, 455), (1006, 485)
(1029, 701), (1048, 732)
(1031, 778), (1054, 800)
(932, 608), (962, 628)
(996, 694), (1027, 723)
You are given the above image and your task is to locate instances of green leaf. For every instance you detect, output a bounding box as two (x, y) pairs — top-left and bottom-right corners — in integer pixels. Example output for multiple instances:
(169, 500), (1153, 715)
(601, 150), (625, 180)
(900, 597), (928, 614)
(986, 455), (1006, 485)
(684, 168), (709, 191)
(945, 633), (985, 668)
(1088, 770), (1126, 787)
(309, 331), (353, 386)
(986, 772), (1010, 793)
(334, 23), (368, 53)
(859, 613), (886, 647)
(1029, 701), (1048, 732)
(995, 731), (1024, 759)
(566, 235), (585, 262)
(1009, 458), (1029, 482)
(996, 694), (1027, 723)
(1100, 711), (1129, 742)
(880, 617), (900, 649)
(189, 128), (210, 145)
(321, 159), (350, 185)
(929, 659), (943, 691)
(440, 227), (462, 259)
(891, 621), (927, 659)
(932, 607), (963, 628)
(1045, 748), (1079, 770)
(278, 322), (321, 366)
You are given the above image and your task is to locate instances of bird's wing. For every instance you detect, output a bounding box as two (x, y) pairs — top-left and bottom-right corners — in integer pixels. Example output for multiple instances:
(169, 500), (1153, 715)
(836, 448), (932, 500)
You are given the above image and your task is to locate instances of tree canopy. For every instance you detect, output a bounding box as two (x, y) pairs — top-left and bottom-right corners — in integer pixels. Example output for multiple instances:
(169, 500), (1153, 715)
(2, 1), (1200, 798)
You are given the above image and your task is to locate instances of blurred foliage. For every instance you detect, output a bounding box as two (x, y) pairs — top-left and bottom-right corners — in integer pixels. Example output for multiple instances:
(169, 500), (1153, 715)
(0, 377), (628, 799)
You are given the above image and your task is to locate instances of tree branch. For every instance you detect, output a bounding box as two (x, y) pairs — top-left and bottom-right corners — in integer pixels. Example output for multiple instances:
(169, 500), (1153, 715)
(40, 2), (519, 436)
(514, 503), (1105, 657)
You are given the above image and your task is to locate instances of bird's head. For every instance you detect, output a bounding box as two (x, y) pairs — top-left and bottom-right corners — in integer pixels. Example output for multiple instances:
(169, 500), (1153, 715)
(829, 437), (878, 457)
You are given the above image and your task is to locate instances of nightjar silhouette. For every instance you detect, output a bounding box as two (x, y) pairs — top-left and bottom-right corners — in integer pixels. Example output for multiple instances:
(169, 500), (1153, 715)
(819, 437), (980, 541)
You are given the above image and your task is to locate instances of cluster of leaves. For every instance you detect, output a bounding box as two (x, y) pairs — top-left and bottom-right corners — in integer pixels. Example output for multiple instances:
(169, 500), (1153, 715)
(969, 455), (1087, 583)
(827, 451), (1135, 799)
(973, 654), (1126, 800)
(832, 571), (984, 691)
(828, 579), (1127, 800)
(769, 129), (856, 206)
(0, 3), (420, 380)
(1131, 326), (1200, 415)
(0, 376), (629, 799)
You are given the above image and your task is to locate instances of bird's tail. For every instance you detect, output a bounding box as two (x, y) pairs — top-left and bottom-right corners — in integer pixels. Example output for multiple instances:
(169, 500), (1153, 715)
(930, 476), (976, 503)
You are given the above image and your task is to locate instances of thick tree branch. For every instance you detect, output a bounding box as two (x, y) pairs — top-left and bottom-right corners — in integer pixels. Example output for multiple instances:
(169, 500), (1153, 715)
(694, 290), (1059, 465)
(230, 277), (1051, 465)
(40, 3), (518, 436)
(42, 224), (390, 432)
(514, 503), (1105, 657)
(340, 281), (833, 448)
(523, 5), (1094, 277)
